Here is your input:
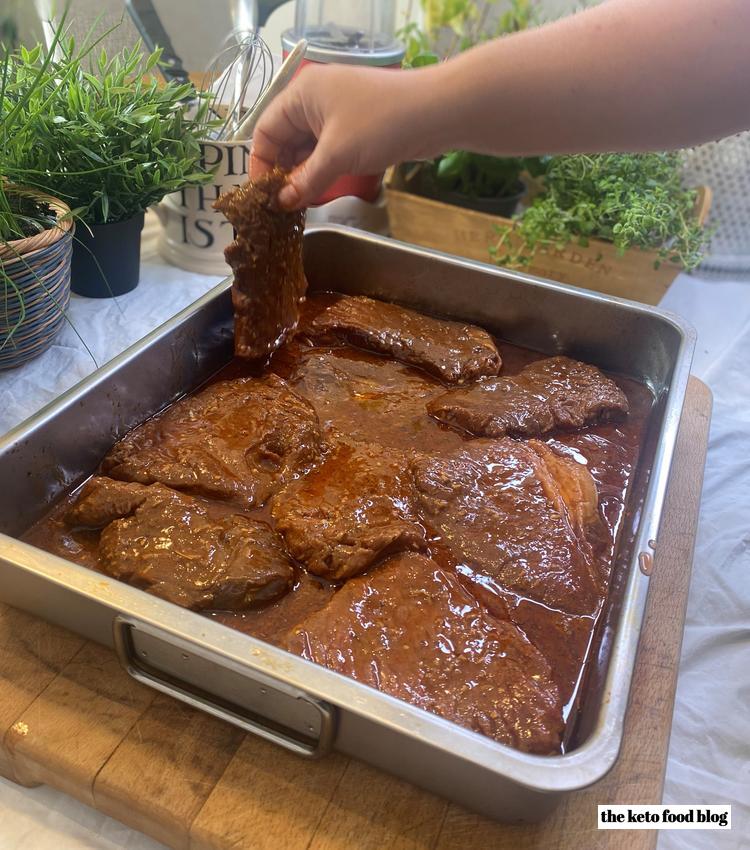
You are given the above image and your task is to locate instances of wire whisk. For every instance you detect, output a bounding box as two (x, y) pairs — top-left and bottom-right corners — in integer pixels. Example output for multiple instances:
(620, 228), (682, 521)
(200, 31), (275, 141)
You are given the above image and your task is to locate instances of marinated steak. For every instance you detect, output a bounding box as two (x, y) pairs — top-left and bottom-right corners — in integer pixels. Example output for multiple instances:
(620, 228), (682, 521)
(66, 477), (151, 528)
(214, 168), (306, 359)
(71, 479), (295, 610)
(528, 439), (599, 532)
(517, 356), (629, 430)
(410, 439), (602, 615)
(299, 293), (502, 383)
(427, 356), (628, 438)
(102, 375), (323, 507)
(213, 572), (336, 647)
(495, 594), (596, 707)
(277, 345), (464, 455)
(427, 377), (554, 438)
(272, 439), (425, 580)
(283, 553), (564, 754)
(21, 287), (654, 759)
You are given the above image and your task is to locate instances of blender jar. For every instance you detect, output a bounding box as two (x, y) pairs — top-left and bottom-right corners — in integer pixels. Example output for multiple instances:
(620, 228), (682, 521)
(285, 0), (404, 66)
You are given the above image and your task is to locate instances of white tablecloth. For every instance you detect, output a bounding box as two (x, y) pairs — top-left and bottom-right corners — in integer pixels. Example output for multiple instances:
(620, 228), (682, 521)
(0, 222), (748, 849)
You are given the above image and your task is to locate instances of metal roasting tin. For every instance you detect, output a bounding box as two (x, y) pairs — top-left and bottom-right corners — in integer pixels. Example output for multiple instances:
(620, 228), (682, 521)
(0, 226), (695, 821)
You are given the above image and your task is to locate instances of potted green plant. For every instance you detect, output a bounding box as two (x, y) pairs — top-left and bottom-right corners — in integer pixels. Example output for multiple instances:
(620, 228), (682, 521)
(391, 9), (547, 217)
(392, 0), (544, 217)
(491, 152), (709, 272)
(0, 19), (81, 369)
(388, 150), (711, 305)
(3, 36), (211, 298)
(400, 151), (546, 218)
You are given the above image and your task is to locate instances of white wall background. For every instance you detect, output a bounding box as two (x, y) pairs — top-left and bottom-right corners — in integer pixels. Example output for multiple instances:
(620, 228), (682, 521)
(11, 0), (587, 69)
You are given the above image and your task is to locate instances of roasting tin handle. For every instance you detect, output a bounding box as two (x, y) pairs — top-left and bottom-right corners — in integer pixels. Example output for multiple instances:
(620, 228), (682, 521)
(112, 615), (336, 759)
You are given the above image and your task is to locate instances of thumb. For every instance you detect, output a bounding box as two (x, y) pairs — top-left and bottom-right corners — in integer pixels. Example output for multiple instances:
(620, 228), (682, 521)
(278, 137), (349, 210)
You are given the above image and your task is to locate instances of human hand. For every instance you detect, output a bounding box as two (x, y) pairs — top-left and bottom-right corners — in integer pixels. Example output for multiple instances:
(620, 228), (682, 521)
(250, 62), (446, 209)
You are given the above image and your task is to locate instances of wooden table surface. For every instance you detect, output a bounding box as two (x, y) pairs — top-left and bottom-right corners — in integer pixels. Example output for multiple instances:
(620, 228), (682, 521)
(0, 377), (712, 850)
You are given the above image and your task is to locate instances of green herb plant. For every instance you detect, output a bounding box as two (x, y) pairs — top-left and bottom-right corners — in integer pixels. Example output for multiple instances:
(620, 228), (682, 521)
(398, 1), (543, 204)
(2, 36), (211, 226)
(436, 149), (547, 197)
(0, 4), (93, 356)
(396, 3), (706, 272)
(400, 0), (539, 65)
(0, 9), (71, 242)
(490, 153), (709, 271)
(0, 10), (211, 358)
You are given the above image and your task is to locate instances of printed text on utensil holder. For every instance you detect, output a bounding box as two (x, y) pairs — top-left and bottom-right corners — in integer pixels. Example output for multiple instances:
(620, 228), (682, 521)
(176, 142), (250, 248)
(157, 141), (252, 274)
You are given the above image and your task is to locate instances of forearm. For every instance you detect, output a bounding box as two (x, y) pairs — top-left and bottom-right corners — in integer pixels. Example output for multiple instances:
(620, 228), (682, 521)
(252, 0), (749, 208)
(416, 0), (750, 156)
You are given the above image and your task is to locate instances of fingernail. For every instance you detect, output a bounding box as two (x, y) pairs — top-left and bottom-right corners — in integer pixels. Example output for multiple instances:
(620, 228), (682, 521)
(279, 183), (301, 209)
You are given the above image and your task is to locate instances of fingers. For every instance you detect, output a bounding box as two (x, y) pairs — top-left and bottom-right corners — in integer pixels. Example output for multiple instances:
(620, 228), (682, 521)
(278, 135), (348, 209)
(249, 148), (274, 179)
(250, 79), (313, 179)
(247, 65), (352, 209)
(250, 125), (309, 179)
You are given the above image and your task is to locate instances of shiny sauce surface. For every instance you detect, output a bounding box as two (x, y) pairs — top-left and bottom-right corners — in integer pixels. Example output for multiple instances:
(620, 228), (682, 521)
(22, 331), (653, 752)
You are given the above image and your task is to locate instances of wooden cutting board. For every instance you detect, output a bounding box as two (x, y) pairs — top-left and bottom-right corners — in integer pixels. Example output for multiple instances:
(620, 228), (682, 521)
(0, 377), (712, 850)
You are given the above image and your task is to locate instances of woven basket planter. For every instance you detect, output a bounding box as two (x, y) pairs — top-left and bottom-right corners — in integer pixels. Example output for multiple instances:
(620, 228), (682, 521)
(0, 187), (74, 371)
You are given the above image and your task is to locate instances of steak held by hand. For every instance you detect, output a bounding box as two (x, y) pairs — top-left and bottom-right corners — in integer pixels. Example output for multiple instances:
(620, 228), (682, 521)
(272, 439), (425, 580)
(214, 168), (307, 360)
(411, 438), (602, 616)
(283, 553), (564, 754)
(300, 293), (502, 383)
(102, 375), (323, 507)
(427, 355), (629, 437)
(66, 477), (294, 611)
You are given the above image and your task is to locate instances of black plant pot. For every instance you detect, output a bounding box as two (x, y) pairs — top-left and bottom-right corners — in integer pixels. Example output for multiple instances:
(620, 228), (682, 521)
(434, 181), (527, 218)
(71, 212), (144, 298)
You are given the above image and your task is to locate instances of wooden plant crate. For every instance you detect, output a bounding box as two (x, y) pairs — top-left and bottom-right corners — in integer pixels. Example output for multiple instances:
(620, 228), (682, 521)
(385, 170), (712, 306)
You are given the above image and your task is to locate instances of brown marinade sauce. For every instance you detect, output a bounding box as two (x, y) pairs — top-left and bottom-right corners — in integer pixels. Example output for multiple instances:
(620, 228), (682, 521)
(22, 302), (652, 755)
